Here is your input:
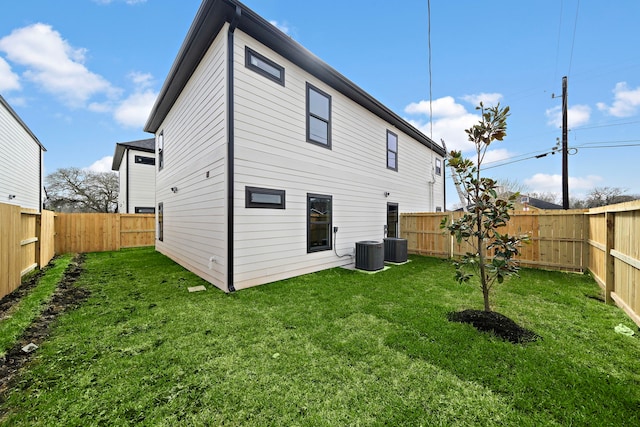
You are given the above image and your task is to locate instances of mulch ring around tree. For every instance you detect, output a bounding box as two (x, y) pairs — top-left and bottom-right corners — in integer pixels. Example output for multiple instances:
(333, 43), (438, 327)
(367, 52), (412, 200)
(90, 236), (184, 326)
(448, 309), (541, 344)
(0, 254), (90, 399)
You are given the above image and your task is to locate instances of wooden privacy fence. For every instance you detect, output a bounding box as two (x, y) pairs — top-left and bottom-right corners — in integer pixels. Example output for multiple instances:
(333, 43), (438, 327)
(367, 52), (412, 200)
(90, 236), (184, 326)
(55, 213), (155, 254)
(401, 201), (640, 327)
(585, 201), (640, 326)
(0, 203), (55, 300)
(401, 210), (586, 272)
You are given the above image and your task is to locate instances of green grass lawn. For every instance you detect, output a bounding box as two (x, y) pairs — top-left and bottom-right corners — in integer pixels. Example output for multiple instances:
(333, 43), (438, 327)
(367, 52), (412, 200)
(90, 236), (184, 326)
(1, 247), (639, 426)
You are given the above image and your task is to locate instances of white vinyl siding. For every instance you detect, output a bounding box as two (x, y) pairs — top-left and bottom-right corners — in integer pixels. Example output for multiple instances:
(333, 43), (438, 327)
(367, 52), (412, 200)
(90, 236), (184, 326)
(154, 26), (228, 291)
(117, 148), (156, 213)
(0, 101), (42, 211)
(128, 149), (156, 212)
(231, 30), (444, 289)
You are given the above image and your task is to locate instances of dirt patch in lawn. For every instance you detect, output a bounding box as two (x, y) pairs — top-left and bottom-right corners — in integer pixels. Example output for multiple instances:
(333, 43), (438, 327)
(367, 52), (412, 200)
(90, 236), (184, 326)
(0, 254), (89, 399)
(448, 309), (541, 344)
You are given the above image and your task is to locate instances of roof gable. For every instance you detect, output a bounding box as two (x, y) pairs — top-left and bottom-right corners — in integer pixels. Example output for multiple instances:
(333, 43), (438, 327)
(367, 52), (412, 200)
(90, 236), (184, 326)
(111, 138), (155, 170)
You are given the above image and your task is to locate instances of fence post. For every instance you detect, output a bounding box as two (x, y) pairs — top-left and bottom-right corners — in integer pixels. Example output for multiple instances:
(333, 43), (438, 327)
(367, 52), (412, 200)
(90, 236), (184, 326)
(604, 211), (615, 303)
(448, 212), (454, 259)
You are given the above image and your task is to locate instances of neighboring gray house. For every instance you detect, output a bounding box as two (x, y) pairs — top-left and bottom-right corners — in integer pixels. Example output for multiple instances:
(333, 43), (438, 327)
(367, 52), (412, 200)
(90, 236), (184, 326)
(144, 0), (446, 292)
(0, 94), (46, 212)
(111, 138), (156, 213)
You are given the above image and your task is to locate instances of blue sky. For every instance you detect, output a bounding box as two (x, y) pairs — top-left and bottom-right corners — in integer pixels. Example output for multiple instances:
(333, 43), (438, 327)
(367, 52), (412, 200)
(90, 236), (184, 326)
(2, 0), (640, 208)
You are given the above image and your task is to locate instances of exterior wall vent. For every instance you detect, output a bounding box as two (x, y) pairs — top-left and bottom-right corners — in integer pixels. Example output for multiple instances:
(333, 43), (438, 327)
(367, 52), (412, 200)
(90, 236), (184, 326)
(355, 240), (384, 271)
(384, 238), (408, 263)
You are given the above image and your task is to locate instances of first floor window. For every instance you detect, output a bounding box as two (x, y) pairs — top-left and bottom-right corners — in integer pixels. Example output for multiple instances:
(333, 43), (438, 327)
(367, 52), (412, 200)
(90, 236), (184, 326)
(307, 193), (332, 252)
(245, 186), (286, 209)
(158, 202), (163, 241)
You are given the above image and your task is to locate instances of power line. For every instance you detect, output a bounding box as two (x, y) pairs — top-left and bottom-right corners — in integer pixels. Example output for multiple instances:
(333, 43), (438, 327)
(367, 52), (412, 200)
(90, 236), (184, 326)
(568, 0), (581, 77)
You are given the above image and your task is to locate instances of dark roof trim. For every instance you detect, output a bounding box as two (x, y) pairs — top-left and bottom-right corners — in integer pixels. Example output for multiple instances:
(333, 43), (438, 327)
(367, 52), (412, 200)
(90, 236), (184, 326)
(0, 94), (46, 151)
(144, 0), (445, 157)
(111, 138), (155, 171)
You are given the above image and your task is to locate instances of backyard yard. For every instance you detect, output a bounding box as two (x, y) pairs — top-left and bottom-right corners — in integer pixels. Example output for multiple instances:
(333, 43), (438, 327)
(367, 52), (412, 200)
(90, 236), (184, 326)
(1, 247), (639, 426)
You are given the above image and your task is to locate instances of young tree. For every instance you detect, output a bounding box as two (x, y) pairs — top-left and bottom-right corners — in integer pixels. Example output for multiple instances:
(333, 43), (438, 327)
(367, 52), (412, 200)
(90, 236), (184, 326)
(45, 167), (119, 213)
(441, 103), (528, 312)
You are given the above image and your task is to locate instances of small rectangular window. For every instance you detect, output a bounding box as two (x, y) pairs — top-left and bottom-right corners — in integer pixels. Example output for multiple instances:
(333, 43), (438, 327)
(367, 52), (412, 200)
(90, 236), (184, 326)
(135, 207), (155, 214)
(307, 193), (332, 252)
(158, 202), (163, 241)
(387, 130), (398, 171)
(245, 186), (286, 209)
(157, 131), (164, 171)
(245, 46), (285, 85)
(135, 155), (155, 166)
(306, 83), (331, 148)
(435, 158), (442, 176)
(436, 206), (443, 212)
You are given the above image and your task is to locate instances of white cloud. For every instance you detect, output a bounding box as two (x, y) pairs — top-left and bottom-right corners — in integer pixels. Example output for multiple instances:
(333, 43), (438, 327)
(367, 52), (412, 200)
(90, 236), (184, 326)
(0, 23), (117, 107)
(545, 104), (591, 128)
(596, 82), (640, 117)
(461, 92), (503, 107)
(269, 20), (291, 35)
(0, 57), (20, 91)
(114, 89), (157, 128)
(482, 148), (512, 165)
(524, 173), (602, 194)
(405, 94), (512, 156)
(128, 71), (153, 88)
(84, 156), (114, 173)
(405, 96), (466, 118)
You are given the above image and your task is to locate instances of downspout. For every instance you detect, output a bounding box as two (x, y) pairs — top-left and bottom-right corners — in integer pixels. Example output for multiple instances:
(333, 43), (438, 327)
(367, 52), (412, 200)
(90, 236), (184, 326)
(126, 149), (130, 213)
(39, 149), (43, 212)
(227, 4), (241, 293)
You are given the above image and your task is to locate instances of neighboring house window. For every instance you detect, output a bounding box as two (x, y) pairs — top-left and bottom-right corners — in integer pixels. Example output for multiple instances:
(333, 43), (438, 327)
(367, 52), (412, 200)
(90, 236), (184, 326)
(158, 202), (163, 241)
(306, 83), (331, 148)
(387, 130), (398, 171)
(245, 186), (286, 209)
(135, 155), (155, 166)
(135, 207), (155, 214)
(245, 46), (285, 86)
(436, 206), (443, 212)
(158, 131), (164, 171)
(435, 158), (442, 176)
(307, 193), (332, 252)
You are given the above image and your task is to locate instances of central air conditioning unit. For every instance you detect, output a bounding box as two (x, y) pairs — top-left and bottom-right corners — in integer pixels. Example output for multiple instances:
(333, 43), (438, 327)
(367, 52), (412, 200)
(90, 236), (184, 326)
(355, 240), (384, 271)
(384, 238), (408, 263)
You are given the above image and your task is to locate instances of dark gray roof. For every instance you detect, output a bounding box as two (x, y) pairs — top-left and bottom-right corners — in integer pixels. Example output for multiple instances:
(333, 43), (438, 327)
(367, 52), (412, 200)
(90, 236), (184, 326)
(526, 196), (563, 210)
(111, 138), (155, 170)
(144, 0), (445, 157)
(0, 94), (46, 151)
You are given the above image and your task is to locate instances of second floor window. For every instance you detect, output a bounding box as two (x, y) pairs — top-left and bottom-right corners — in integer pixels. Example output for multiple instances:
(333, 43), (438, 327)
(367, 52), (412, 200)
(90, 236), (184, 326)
(387, 130), (398, 171)
(158, 131), (164, 171)
(306, 83), (331, 148)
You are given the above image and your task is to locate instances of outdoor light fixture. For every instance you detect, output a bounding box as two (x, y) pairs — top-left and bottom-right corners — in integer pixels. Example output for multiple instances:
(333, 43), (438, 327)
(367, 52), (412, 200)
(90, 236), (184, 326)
(8, 194), (16, 200)
(384, 192), (390, 197)
(171, 187), (178, 193)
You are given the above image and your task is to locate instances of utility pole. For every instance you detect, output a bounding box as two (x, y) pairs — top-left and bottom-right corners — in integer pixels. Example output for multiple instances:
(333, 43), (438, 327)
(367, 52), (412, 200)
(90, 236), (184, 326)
(562, 76), (569, 209)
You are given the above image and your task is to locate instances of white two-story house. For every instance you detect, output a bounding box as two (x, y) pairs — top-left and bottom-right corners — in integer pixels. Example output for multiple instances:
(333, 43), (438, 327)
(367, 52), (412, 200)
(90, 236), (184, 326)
(144, 0), (446, 292)
(111, 138), (156, 213)
(0, 94), (46, 212)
